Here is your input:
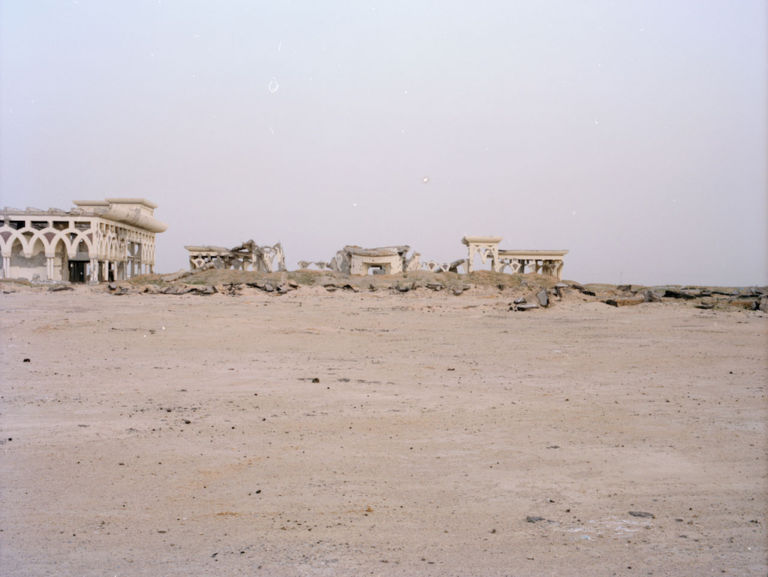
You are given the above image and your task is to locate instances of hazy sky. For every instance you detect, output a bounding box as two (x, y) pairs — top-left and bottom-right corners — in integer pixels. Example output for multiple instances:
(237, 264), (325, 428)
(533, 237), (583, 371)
(1, 0), (766, 285)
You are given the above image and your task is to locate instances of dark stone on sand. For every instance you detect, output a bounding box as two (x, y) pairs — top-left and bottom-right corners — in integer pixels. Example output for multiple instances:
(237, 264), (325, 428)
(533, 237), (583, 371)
(643, 289), (663, 302)
(726, 299), (758, 310)
(628, 511), (654, 518)
(664, 289), (697, 300)
(526, 516), (546, 523)
(513, 303), (540, 311)
(604, 296), (645, 307)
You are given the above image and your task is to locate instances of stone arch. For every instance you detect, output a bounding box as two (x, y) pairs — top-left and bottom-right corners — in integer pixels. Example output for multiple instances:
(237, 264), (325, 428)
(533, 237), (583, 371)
(11, 227), (48, 258)
(9, 235), (24, 261)
(66, 232), (94, 259)
(28, 235), (46, 258)
(10, 235), (47, 277)
(0, 228), (23, 257)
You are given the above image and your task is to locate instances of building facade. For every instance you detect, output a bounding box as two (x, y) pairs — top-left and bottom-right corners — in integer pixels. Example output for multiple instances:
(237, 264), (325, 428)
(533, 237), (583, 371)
(0, 199), (166, 283)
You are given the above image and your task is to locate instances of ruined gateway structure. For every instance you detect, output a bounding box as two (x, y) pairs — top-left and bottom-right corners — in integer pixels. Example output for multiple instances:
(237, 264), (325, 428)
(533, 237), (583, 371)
(461, 236), (568, 280)
(328, 245), (421, 275)
(0, 199), (166, 283)
(185, 240), (286, 272)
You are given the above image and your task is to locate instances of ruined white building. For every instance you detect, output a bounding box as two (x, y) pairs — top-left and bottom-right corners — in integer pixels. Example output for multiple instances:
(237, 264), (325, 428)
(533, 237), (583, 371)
(330, 245), (420, 275)
(185, 240), (286, 272)
(0, 199), (166, 283)
(462, 236), (568, 280)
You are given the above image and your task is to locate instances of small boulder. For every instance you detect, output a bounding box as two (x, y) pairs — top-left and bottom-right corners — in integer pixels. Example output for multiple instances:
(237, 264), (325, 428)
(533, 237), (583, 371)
(512, 303), (540, 312)
(643, 289), (664, 302)
(604, 295), (645, 307)
(664, 288), (697, 300)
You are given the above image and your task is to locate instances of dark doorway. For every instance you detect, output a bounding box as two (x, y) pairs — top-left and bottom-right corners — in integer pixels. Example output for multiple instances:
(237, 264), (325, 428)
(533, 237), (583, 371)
(69, 261), (86, 283)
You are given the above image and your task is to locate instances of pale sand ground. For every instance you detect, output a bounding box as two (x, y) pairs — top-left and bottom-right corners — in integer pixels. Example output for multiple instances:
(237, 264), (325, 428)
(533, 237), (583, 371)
(1, 287), (766, 577)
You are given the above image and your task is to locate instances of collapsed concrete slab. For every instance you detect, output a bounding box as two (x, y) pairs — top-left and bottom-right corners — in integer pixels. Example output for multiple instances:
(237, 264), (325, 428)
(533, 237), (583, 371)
(185, 240), (286, 273)
(329, 245), (420, 275)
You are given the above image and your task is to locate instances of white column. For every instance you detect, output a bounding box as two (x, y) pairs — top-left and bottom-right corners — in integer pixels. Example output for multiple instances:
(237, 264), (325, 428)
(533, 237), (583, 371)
(2, 256), (9, 278)
(89, 259), (99, 283)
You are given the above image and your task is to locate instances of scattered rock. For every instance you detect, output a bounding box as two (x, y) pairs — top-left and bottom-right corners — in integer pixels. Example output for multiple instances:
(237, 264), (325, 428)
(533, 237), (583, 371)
(536, 289), (549, 308)
(570, 283), (596, 296)
(643, 289), (664, 302)
(628, 511), (655, 518)
(162, 285), (193, 295)
(604, 296), (645, 307)
(48, 284), (74, 292)
(526, 516), (546, 523)
(512, 303), (539, 312)
(663, 289), (697, 300)
(23, 358), (31, 363)
(725, 299), (758, 311)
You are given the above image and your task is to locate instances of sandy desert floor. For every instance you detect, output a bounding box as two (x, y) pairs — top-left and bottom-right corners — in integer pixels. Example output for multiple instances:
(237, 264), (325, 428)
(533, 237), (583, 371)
(1, 286), (766, 576)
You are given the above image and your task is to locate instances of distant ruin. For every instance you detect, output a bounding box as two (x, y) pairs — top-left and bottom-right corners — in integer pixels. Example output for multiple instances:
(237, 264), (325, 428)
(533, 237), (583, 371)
(297, 238), (567, 279)
(2, 198), (569, 284)
(185, 240), (286, 272)
(461, 236), (568, 280)
(328, 245), (421, 275)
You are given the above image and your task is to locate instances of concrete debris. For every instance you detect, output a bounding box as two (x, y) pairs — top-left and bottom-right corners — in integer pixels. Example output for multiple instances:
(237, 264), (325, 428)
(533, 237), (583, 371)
(664, 288), (698, 300)
(628, 511), (655, 519)
(511, 302), (540, 311)
(329, 245), (417, 276)
(604, 296), (645, 307)
(186, 241), (286, 273)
